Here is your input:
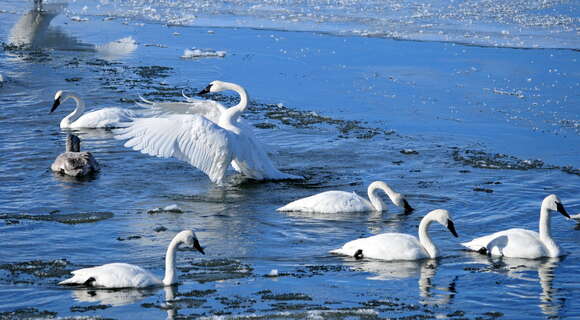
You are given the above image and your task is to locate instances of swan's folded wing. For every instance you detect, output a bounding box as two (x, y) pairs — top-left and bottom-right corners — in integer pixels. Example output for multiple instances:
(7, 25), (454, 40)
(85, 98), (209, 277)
(116, 114), (233, 184)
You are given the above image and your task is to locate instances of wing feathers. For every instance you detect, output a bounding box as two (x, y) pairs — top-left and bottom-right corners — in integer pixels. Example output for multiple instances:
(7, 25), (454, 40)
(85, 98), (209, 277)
(116, 115), (232, 184)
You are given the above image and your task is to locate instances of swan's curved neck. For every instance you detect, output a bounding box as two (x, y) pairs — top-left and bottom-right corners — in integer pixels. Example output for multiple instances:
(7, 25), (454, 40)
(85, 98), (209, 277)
(367, 182), (396, 211)
(418, 217), (438, 258)
(219, 83), (248, 133)
(539, 205), (559, 256)
(162, 237), (182, 286)
(61, 93), (85, 127)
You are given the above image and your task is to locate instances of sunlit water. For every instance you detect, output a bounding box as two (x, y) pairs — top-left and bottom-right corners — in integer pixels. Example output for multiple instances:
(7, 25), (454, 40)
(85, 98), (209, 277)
(0, 0), (579, 319)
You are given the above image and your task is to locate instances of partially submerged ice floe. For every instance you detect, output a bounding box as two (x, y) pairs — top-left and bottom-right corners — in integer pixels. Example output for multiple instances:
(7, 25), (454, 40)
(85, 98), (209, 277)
(148, 204), (184, 214)
(181, 48), (226, 59)
(0, 211), (113, 225)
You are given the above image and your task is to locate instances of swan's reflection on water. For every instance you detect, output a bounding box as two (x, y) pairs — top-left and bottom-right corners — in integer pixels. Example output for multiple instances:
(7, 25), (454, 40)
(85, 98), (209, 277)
(349, 259), (457, 305)
(70, 285), (180, 319)
(71, 286), (158, 306)
(467, 252), (563, 317)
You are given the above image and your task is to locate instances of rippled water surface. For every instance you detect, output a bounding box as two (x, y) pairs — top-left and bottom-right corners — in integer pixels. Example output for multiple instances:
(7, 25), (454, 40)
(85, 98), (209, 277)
(0, 0), (579, 319)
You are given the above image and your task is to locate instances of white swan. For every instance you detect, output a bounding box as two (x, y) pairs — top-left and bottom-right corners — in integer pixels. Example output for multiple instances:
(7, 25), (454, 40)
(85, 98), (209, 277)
(330, 209), (458, 261)
(461, 194), (570, 259)
(59, 230), (205, 288)
(277, 181), (412, 214)
(51, 134), (100, 177)
(116, 80), (303, 184)
(50, 90), (135, 129)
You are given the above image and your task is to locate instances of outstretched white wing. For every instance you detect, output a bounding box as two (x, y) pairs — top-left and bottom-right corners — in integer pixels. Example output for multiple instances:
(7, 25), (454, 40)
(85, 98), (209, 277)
(136, 96), (225, 123)
(116, 114), (233, 184)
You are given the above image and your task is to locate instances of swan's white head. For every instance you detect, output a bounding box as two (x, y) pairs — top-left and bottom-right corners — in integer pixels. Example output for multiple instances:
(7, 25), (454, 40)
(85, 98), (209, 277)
(542, 194), (570, 218)
(50, 90), (67, 113)
(175, 230), (205, 254)
(427, 209), (458, 238)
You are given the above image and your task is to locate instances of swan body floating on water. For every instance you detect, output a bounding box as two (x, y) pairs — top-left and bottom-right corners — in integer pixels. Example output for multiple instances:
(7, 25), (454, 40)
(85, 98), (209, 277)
(50, 90), (135, 129)
(116, 80), (303, 184)
(51, 134), (100, 177)
(461, 194), (570, 259)
(59, 230), (205, 288)
(331, 209), (458, 261)
(277, 181), (413, 214)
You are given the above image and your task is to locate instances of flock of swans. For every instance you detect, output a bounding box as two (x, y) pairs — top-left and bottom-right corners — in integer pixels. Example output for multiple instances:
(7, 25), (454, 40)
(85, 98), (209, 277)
(46, 79), (574, 289)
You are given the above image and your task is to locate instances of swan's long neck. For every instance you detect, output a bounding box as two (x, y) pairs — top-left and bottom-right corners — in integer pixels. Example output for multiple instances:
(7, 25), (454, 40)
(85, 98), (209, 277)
(162, 237), (182, 286)
(218, 83), (248, 134)
(418, 217), (438, 259)
(367, 182), (396, 211)
(539, 205), (559, 257)
(61, 93), (85, 127)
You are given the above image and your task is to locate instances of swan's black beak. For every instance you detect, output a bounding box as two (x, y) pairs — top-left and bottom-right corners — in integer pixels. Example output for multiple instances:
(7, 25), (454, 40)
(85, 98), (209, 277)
(556, 202), (570, 219)
(193, 239), (205, 254)
(447, 220), (459, 238)
(50, 98), (61, 113)
(403, 199), (414, 214)
(197, 84), (212, 95)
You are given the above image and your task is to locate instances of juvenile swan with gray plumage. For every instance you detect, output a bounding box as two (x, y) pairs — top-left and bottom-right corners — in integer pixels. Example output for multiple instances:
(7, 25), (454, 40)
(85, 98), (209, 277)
(51, 134), (100, 177)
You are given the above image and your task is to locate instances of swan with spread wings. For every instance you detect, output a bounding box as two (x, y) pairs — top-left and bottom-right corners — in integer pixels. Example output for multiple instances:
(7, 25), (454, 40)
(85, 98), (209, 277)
(116, 81), (302, 184)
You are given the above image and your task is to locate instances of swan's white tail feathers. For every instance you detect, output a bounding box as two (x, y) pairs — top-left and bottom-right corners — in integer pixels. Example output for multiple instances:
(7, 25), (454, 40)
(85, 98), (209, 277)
(58, 270), (90, 285)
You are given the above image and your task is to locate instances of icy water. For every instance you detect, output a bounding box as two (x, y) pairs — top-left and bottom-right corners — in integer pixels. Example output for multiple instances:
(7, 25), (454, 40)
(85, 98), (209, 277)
(0, 0), (579, 319)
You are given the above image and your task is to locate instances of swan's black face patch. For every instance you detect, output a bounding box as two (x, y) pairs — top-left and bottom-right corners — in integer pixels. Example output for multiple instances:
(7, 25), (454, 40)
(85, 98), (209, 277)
(556, 202), (570, 218)
(50, 97), (61, 113)
(447, 220), (458, 238)
(83, 277), (96, 287)
(193, 238), (205, 255)
(197, 84), (212, 95)
(354, 249), (364, 260)
(477, 247), (488, 255)
(403, 199), (414, 214)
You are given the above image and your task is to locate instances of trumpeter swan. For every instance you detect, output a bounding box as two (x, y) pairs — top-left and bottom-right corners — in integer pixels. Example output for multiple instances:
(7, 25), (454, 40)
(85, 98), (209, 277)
(59, 230), (204, 288)
(461, 194), (570, 259)
(116, 80), (303, 184)
(50, 90), (135, 129)
(330, 209), (458, 261)
(51, 134), (100, 177)
(277, 181), (413, 213)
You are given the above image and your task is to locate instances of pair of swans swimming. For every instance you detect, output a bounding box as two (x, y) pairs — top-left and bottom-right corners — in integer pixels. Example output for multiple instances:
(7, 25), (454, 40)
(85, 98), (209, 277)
(331, 194), (570, 261)
(49, 81), (302, 184)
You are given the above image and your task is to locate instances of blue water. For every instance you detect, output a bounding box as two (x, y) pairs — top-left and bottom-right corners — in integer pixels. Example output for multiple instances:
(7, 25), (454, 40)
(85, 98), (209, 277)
(0, 0), (579, 319)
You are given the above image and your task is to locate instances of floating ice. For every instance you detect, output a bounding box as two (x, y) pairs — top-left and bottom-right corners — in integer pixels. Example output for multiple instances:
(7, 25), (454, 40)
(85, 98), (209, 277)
(181, 48), (226, 59)
(266, 269), (279, 277)
(147, 204), (183, 214)
(69, 16), (88, 22)
(95, 36), (138, 59)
